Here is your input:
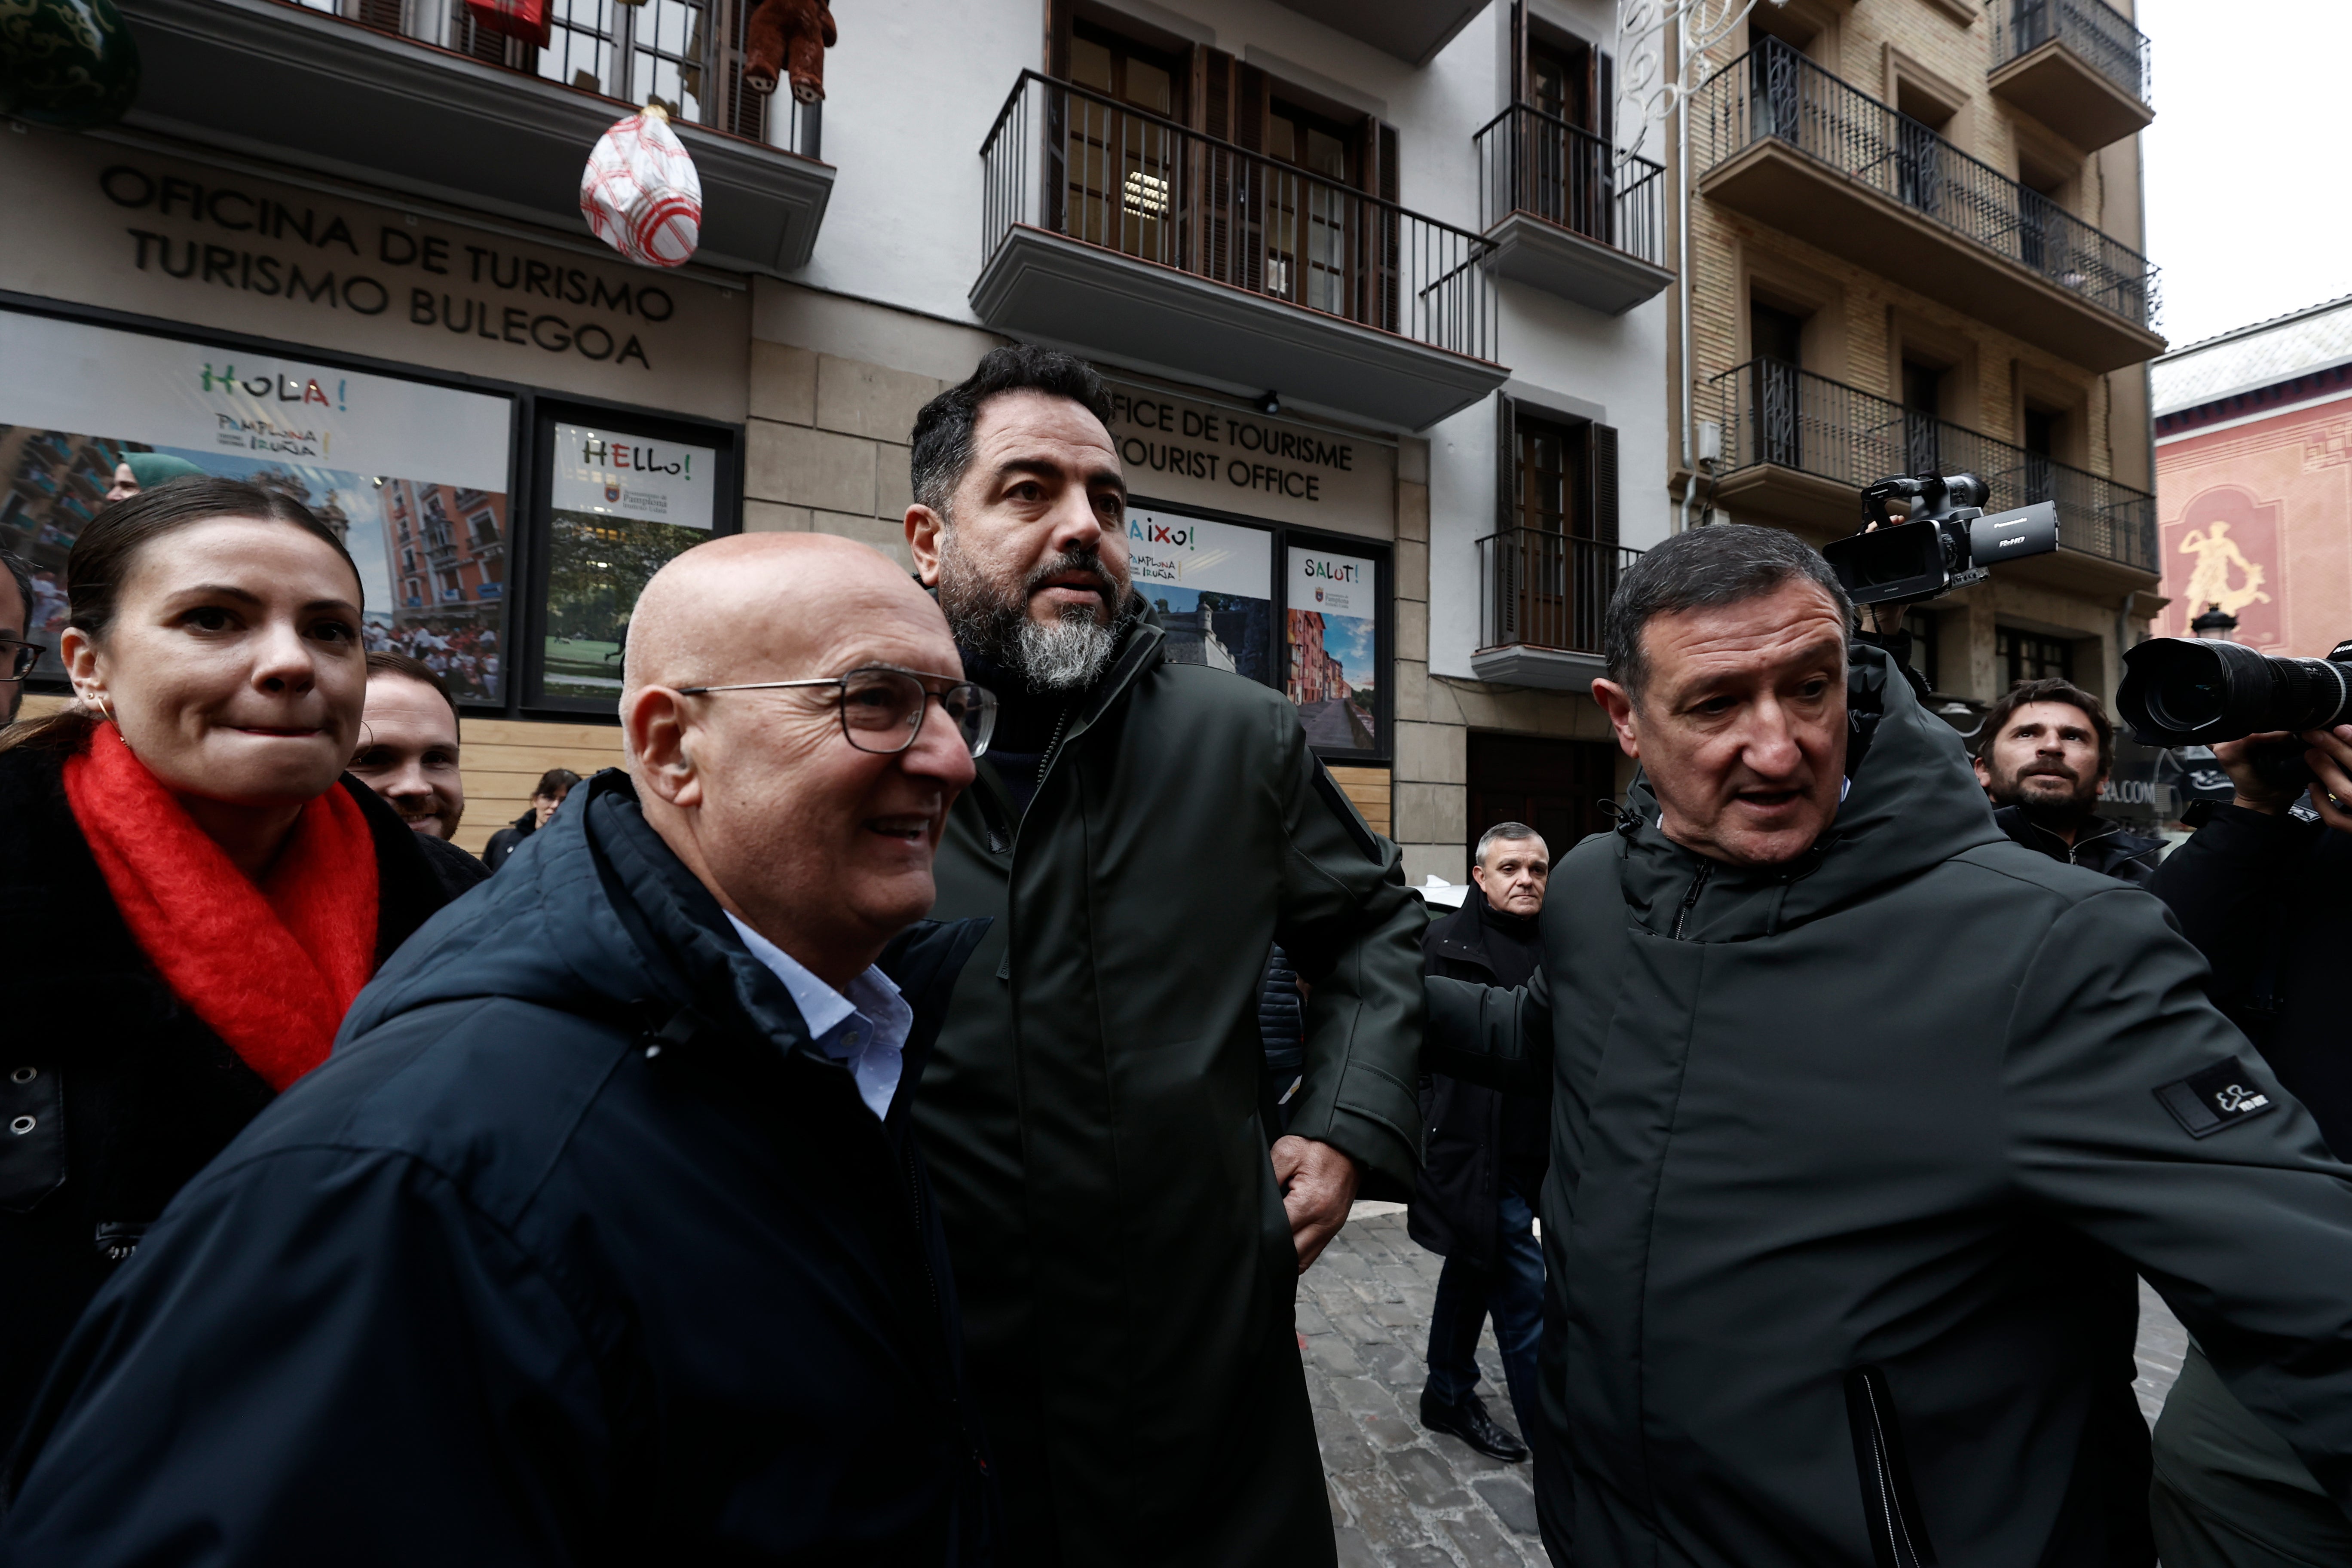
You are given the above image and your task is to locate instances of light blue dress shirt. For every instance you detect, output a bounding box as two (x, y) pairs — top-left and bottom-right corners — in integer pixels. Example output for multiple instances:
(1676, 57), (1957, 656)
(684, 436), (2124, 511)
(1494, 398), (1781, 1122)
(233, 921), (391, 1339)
(724, 912), (913, 1121)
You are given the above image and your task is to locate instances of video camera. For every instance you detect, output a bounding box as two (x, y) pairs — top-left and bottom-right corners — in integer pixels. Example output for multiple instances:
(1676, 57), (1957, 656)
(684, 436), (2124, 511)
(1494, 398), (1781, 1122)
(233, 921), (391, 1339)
(1822, 474), (2061, 607)
(2117, 636), (2352, 788)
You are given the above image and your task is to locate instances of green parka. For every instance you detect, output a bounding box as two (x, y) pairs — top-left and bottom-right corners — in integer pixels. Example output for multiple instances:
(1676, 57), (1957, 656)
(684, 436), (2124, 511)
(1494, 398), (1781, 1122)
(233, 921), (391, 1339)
(1427, 645), (2352, 1568)
(917, 614), (1424, 1568)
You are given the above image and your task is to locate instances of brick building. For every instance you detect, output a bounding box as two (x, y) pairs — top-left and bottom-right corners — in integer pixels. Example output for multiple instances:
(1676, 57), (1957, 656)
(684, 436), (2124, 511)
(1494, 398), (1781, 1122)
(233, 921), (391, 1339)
(2152, 295), (2352, 658)
(1669, 0), (2165, 712)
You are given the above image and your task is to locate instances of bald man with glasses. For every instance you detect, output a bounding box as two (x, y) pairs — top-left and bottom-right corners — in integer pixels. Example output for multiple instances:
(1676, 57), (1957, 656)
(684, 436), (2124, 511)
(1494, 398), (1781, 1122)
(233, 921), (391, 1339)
(4, 533), (1006, 1566)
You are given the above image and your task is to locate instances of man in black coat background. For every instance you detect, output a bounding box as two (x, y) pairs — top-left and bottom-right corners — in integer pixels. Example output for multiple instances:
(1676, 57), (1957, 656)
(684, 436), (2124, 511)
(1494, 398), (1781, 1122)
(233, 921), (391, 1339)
(1, 533), (1002, 1565)
(2144, 721), (2352, 1566)
(1410, 822), (1550, 1465)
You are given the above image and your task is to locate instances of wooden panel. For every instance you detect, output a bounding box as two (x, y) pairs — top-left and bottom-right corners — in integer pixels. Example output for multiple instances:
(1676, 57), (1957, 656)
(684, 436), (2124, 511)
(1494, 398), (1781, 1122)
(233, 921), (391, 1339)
(452, 718), (627, 854)
(1326, 763), (1392, 839)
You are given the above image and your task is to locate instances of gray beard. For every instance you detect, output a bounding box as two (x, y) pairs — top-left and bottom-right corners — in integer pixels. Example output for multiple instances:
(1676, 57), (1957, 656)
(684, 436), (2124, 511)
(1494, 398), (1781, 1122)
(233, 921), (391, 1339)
(938, 530), (1132, 692)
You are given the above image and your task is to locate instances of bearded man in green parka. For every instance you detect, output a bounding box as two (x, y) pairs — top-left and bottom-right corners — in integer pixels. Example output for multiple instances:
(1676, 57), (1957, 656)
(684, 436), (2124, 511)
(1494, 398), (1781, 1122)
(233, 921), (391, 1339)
(899, 346), (1424, 1568)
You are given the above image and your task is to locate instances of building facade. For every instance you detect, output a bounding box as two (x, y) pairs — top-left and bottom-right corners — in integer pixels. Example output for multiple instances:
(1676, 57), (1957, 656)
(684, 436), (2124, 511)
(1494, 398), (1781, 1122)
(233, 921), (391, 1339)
(1663, 0), (2165, 716)
(2152, 296), (2352, 660)
(3, 0), (1671, 878)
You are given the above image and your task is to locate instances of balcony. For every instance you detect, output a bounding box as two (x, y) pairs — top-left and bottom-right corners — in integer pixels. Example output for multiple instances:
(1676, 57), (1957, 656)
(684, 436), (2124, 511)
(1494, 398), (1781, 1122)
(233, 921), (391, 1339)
(1706, 358), (2158, 587)
(116, 0), (834, 272)
(1692, 38), (2163, 372)
(971, 72), (1507, 432)
(1471, 531), (1643, 689)
(1987, 0), (2153, 153)
(1474, 104), (1670, 317)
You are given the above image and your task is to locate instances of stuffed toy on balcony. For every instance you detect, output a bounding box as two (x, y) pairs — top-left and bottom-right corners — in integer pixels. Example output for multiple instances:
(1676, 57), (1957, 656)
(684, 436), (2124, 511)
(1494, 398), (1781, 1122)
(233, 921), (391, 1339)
(742, 0), (834, 104)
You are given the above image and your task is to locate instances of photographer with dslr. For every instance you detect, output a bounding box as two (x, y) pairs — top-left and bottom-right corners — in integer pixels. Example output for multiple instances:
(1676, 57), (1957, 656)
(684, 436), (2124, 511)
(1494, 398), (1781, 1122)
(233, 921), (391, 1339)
(1973, 678), (2163, 884)
(2141, 722), (2352, 1567)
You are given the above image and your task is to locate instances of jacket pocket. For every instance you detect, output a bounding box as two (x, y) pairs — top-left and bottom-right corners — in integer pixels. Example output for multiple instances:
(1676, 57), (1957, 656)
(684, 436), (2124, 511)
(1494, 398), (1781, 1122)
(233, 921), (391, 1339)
(1845, 1365), (1936, 1568)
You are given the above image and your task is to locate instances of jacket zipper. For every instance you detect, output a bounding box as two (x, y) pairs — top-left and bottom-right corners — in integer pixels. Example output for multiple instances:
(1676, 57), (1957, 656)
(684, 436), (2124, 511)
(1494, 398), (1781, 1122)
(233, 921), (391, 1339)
(1671, 862), (1711, 940)
(1845, 1366), (1936, 1568)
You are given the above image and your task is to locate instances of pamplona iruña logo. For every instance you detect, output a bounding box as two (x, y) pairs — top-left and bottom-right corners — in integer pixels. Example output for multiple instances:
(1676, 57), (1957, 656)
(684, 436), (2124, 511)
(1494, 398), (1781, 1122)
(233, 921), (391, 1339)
(199, 361), (346, 459)
(1300, 553), (1359, 612)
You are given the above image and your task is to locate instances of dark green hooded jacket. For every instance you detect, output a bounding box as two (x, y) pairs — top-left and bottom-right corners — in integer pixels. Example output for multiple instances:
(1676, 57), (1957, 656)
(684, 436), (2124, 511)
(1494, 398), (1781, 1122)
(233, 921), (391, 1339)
(917, 612), (1424, 1568)
(1428, 645), (2352, 1568)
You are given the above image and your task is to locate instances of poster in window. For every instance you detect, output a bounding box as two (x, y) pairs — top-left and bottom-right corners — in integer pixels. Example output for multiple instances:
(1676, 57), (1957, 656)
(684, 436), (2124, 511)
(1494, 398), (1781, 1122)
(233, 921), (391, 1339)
(1285, 544), (1379, 751)
(0, 310), (514, 699)
(540, 421), (716, 698)
(1125, 505), (1274, 685)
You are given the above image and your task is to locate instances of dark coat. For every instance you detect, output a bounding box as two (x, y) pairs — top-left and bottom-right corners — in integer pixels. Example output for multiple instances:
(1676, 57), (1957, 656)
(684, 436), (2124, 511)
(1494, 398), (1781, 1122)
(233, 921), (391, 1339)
(1, 769), (997, 1565)
(919, 613), (1424, 1567)
(415, 824), (494, 895)
(2150, 802), (2352, 1157)
(1408, 893), (1548, 1271)
(481, 806), (536, 871)
(0, 737), (459, 1458)
(1994, 803), (2164, 885)
(1424, 646), (2352, 1568)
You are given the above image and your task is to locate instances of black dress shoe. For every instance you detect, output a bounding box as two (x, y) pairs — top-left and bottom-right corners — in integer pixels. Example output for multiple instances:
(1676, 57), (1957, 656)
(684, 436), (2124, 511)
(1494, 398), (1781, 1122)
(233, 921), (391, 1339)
(1419, 1389), (1529, 1462)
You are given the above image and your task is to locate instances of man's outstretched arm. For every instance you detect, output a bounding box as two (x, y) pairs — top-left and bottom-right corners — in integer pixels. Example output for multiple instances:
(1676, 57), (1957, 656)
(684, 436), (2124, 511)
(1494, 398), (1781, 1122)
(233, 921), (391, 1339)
(1423, 962), (1554, 1099)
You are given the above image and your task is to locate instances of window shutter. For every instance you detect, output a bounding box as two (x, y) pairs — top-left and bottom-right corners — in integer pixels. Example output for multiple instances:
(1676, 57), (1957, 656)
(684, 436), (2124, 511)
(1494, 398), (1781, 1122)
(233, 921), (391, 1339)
(1587, 421), (1620, 544)
(1510, 1), (1528, 102)
(1234, 64), (1266, 294)
(1598, 49), (1617, 143)
(1497, 393), (1519, 535)
(1044, 0), (1069, 79)
(1200, 49), (1234, 282)
(1366, 119), (1400, 331)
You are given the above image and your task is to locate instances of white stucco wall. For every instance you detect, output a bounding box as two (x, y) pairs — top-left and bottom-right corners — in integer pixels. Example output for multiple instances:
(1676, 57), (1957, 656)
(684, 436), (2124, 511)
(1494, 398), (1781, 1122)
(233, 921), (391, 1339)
(794, 0), (1669, 688)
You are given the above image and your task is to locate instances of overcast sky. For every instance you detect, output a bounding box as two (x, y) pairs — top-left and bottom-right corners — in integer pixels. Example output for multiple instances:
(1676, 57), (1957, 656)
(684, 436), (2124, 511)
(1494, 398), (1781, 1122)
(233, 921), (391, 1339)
(2137, 0), (2349, 350)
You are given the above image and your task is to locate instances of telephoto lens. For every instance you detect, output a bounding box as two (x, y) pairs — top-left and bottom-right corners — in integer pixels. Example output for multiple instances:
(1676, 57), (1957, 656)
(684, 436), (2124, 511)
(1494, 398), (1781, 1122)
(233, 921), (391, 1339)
(2117, 637), (2352, 747)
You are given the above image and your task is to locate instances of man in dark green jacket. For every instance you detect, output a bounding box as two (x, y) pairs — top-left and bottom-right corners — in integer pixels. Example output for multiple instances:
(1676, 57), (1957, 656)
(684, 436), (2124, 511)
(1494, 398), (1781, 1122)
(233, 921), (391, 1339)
(1427, 523), (2352, 1568)
(900, 347), (1424, 1567)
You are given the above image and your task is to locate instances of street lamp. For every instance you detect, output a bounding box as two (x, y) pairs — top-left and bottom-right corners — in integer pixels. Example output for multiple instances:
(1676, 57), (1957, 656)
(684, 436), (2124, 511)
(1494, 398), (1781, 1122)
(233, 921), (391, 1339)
(2190, 602), (2239, 641)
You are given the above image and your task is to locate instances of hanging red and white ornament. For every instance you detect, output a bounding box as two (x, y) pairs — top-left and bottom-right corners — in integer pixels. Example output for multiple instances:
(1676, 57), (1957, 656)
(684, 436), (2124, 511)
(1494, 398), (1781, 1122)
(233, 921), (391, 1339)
(580, 103), (702, 269)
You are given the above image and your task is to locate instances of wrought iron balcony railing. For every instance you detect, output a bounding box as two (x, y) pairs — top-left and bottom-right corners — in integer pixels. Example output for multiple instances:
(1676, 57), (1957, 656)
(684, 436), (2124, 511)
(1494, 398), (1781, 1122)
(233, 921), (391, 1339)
(1990, 0), (2151, 110)
(1708, 357), (2158, 572)
(288, 0), (819, 154)
(1693, 37), (2159, 332)
(979, 71), (1497, 365)
(1477, 530), (1644, 655)
(1472, 103), (1667, 268)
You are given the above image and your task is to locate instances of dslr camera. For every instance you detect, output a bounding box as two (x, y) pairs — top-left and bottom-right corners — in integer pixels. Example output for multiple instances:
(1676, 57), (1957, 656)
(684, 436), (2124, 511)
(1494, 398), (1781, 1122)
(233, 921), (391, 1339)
(2118, 635), (2352, 787)
(1823, 474), (2061, 606)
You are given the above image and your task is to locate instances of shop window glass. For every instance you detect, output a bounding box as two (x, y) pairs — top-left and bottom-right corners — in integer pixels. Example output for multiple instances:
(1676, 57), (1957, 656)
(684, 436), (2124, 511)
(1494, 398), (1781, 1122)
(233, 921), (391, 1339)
(538, 421), (717, 701)
(0, 309), (513, 703)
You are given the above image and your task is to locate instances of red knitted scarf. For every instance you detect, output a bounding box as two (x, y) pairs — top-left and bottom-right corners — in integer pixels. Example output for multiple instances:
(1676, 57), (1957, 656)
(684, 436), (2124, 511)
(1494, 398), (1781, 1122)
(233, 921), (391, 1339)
(64, 729), (380, 1091)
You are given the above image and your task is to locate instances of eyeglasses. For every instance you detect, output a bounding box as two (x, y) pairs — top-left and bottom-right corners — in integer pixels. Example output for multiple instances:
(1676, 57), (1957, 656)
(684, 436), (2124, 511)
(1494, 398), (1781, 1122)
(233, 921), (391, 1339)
(0, 640), (38, 684)
(674, 666), (997, 758)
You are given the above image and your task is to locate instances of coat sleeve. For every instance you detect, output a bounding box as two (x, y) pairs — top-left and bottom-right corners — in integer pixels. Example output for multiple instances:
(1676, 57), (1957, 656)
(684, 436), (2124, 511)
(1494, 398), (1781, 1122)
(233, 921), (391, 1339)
(1421, 965), (1555, 1099)
(1269, 739), (1427, 1196)
(2147, 803), (2322, 1004)
(1, 1146), (611, 1566)
(2001, 886), (2352, 1502)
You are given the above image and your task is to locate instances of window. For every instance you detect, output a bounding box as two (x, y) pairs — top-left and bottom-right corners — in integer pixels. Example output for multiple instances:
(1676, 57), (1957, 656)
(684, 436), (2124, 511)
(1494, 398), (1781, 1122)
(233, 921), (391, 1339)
(1901, 609), (1939, 691)
(1263, 99), (1356, 315)
(1752, 301), (1806, 367)
(1528, 37), (1593, 129)
(1061, 21), (1188, 265)
(1902, 359), (1944, 474)
(1513, 412), (1589, 538)
(1997, 626), (2074, 686)
(0, 308), (513, 701)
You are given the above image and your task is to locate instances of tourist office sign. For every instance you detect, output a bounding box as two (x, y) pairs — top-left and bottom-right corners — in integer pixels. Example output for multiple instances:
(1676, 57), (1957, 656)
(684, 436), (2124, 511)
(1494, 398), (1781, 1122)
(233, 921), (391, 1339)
(1102, 381), (1395, 536)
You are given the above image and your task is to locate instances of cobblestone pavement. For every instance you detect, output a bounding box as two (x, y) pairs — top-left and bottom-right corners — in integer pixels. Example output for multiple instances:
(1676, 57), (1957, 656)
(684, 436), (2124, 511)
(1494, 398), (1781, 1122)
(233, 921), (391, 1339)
(1300, 1204), (2195, 1568)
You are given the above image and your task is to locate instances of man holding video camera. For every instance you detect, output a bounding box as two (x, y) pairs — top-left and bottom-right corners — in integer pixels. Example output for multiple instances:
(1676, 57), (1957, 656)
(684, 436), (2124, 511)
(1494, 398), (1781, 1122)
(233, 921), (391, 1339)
(1424, 521), (2352, 1568)
(2141, 723), (2352, 1565)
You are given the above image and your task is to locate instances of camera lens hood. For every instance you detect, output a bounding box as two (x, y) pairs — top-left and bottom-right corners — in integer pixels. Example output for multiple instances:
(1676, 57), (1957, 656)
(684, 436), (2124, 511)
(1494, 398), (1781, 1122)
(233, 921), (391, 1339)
(2119, 637), (2352, 745)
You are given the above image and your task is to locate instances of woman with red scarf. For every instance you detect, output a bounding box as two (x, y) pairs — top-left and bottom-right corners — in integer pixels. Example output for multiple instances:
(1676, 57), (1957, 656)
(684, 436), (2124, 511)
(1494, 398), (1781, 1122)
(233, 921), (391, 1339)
(0, 479), (469, 1453)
